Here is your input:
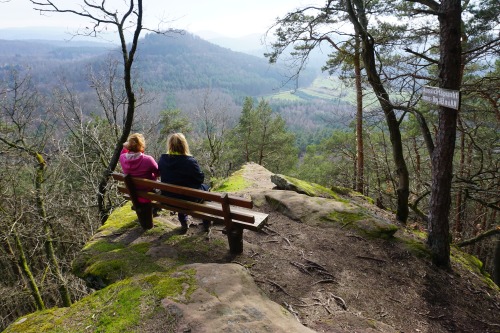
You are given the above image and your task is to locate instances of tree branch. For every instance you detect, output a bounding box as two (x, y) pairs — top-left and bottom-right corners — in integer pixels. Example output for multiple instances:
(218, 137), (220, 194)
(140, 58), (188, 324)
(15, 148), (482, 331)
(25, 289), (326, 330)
(456, 227), (500, 247)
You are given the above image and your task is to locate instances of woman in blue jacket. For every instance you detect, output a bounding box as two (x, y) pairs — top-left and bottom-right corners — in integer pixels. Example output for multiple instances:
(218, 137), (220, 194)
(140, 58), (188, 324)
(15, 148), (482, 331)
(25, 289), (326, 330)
(158, 133), (210, 234)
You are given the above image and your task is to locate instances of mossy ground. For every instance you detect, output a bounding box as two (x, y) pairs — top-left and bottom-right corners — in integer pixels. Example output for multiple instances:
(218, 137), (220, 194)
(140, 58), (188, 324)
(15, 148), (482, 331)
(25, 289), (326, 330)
(212, 169), (251, 192)
(4, 269), (196, 333)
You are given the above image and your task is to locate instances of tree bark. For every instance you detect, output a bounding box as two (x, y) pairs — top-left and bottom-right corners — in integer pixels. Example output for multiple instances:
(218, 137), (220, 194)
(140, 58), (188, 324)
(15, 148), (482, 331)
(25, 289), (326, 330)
(347, 0), (409, 222)
(494, 238), (500, 286)
(354, 33), (364, 194)
(97, 1), (144, 224)
(34, 152), (72, 307)
(427, 0), (462, 268)
(14, 231), (45, 311)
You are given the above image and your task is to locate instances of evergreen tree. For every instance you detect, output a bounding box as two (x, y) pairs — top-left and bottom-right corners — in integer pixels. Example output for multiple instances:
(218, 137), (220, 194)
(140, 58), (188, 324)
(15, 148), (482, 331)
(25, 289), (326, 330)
(231, 97), (297, 173)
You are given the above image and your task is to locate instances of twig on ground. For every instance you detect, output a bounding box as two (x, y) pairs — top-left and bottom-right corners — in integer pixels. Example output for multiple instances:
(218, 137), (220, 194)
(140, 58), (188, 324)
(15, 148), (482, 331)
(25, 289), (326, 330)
(418, 311), (445, 320)
(261, 239), (279, 243)
(283, 302), (301, 322)
(290, 261), (313, 275)
(303, 258), (329, 272)
(267, 279), (301, 301)
(231, 261), (245, 267)
(356, 255), (386, 263)
(388, 297), (402, 303)
(347, 234), (366, 241)
(329, 293), (347, 310)
(341, 221), (354, 229)
(291, 301), (322, 307)
(312, 279), (336, 285)
(283, 237), (291, 246)
(263, 225), (279, 234)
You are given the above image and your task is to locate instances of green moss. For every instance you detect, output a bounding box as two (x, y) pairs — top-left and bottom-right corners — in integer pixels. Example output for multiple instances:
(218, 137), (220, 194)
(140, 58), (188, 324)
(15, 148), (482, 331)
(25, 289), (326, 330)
(98, 203), (138, 235)
(410, 228), (427, 240)
(211, 239), (226, 247)
(3, 270), (198, 333)
(326, 210), (366, 225)
(73, 237), (165, 289)
(3, 308), (69, 333)
(451, 247), (499, 291)
(93, 280), (144, 332)
(83, 246), (165, 286)
(213, 170), (251, 192)
(148, 268), (197, 300)
(281, 175), (345, 201)
(398, 237), (431, 258)
(330, 185), (375, 204)
(83, 239), (124, 252)
(162, 233), (224, 264)
(130, 242), (151, 254)
(323, 211), (398, 239)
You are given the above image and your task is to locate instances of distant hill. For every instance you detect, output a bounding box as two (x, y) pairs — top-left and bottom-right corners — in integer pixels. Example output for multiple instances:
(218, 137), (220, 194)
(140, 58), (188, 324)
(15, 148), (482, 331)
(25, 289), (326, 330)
(0, 31), (317, 98)
(134, 32), (317, 97)
(0, 32), (352, 144)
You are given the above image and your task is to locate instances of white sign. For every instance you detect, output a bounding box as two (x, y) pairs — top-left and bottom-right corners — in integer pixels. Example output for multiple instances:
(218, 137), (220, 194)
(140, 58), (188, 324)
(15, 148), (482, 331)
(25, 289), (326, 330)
(422, 86), (460, 110)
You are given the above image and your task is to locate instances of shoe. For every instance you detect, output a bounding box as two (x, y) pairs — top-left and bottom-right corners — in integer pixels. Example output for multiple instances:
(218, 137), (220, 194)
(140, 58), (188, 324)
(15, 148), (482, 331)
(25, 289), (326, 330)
(202, 221), (211, 232)
(179, 226), (188, 235)
(152, 207), (161, 217)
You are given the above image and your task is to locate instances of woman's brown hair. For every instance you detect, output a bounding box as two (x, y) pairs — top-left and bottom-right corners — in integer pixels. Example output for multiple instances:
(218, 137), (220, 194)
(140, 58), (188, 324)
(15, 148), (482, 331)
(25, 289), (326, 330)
(126, 133), (146, 153)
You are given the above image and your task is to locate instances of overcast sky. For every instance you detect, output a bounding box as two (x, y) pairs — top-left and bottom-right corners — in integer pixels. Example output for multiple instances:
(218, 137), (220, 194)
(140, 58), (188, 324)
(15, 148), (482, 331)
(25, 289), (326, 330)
(0, 0), (319, 38)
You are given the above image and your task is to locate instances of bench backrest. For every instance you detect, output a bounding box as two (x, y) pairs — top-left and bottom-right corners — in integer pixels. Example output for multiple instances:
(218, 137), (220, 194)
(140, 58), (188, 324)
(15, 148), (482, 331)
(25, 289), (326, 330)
(111, 172), (260, 229)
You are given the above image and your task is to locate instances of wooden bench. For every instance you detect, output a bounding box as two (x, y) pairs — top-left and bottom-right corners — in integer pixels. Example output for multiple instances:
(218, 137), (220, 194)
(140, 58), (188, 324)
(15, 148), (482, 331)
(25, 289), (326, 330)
(111, 172), (268, 254)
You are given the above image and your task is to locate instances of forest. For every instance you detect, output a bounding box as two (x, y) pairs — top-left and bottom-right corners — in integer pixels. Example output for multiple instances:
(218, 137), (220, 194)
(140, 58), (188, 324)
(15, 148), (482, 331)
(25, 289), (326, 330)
(0, 0), (499, 331)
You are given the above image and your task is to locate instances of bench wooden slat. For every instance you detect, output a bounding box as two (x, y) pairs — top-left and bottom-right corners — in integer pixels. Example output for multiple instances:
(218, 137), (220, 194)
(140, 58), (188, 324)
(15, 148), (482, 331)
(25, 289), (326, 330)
(112, 172), (269, 252)
(117, 186), (258, 224)
(112, 172), (253, 208)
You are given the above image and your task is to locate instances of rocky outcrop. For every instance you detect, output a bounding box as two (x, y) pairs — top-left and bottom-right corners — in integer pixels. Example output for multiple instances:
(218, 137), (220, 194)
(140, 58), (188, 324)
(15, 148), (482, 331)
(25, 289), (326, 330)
(5, 163), (497, 333)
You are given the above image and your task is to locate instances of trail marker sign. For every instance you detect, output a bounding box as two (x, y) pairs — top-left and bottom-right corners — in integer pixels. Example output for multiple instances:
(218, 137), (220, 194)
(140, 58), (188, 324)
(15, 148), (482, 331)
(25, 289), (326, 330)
(422, 86), (460, 110)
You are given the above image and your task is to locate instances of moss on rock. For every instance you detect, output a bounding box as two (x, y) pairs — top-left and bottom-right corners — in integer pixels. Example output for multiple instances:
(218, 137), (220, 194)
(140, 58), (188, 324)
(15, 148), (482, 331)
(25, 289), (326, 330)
(324, 210), (398, 239)
(212, 169), (252, 192)
(272, 174), (343, 200)
(4, 269), (197, 333)
(451, 247), (499, 291)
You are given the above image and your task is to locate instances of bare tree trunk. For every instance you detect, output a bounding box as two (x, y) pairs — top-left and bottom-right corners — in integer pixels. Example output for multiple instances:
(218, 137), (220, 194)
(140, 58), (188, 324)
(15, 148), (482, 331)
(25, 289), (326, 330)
(34, 153), (72, 307)
(13, 231), (45, 311)
(427, 0), (462, 268)
(454, 119), (466, 236)
(493, 238), (500, 286)
(1, 238), (26, 286)
(347, 0), (409, 222)
(354, 33), (364, 194)
(96, 2), (144, 224)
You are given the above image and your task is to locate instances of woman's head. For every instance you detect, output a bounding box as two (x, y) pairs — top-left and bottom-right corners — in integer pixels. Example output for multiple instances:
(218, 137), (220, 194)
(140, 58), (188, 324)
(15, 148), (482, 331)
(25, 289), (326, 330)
(126, 133), (146, 153)
(167, 133), (191, 155)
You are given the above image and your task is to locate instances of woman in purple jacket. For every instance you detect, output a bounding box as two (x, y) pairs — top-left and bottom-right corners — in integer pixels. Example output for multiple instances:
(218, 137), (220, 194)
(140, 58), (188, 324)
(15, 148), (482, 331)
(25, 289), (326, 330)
(119, 133), (159, 230)
(158, 133), (210, 234)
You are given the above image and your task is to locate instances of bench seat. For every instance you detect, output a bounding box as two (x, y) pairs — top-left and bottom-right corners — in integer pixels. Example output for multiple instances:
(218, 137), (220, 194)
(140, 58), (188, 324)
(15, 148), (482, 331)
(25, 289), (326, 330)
(111, 172), (269, 253)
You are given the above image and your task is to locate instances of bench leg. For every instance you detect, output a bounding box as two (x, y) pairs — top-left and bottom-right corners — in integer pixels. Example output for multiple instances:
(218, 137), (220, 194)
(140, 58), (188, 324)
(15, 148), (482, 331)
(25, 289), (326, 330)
(135, 202), (154, 230)
(227, 225), (244, 254)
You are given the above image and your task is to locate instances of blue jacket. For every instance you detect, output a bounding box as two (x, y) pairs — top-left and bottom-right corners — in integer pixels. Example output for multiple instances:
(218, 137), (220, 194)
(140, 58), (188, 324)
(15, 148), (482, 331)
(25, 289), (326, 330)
(157, 154), (205, 201)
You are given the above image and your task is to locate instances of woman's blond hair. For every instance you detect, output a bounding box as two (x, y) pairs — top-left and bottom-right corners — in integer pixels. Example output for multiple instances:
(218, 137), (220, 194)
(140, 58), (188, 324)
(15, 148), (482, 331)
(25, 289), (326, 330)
(167, 133), (191, 155)
(126, 133), (146, 153)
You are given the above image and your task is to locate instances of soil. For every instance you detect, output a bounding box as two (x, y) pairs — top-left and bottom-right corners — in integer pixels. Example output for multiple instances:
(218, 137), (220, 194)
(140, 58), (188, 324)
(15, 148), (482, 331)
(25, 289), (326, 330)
(154, 163), (500, 333)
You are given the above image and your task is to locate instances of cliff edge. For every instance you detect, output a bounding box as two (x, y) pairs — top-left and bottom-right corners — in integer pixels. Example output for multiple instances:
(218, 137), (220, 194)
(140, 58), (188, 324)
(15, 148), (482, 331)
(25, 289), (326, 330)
(4, 163), (499, 333)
